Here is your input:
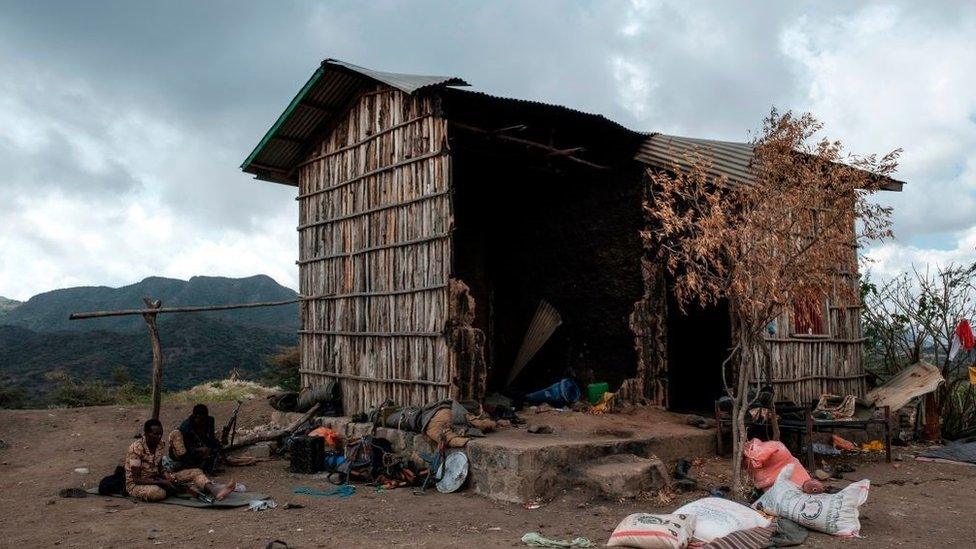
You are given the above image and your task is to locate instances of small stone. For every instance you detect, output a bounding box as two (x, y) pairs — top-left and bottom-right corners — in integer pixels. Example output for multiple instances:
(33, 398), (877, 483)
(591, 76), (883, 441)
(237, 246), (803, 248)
(147, 528), (158, 540)
(527, 424), (553, 434)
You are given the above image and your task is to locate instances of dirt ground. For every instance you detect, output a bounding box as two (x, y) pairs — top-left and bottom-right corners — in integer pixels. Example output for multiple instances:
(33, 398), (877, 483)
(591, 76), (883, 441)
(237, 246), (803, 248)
(1, 401), (975, 548)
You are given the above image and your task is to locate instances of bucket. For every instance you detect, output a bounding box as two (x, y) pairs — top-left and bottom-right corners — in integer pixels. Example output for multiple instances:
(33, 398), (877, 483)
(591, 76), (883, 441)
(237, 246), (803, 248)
(587, 382), (610, 404)
(525, 378), (582, 407)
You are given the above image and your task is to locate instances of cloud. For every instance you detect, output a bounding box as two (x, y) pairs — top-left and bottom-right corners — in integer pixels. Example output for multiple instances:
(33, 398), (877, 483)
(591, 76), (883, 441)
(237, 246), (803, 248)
(0, 1), (974, 300)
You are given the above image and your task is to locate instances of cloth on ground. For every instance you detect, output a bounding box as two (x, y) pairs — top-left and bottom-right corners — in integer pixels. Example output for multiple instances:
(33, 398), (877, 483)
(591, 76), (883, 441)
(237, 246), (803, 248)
(918, 440), (976, 464)
(521, 532), (595, 548)
(767, 518), (808, 547)
(84, 487), (266, 508)
(700, 526), (775, 549)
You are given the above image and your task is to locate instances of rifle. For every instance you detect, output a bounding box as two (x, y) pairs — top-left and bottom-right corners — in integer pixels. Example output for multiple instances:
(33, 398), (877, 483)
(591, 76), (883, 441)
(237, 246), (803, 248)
(177, 480), (215, 504)
(221, 400), (244, 446)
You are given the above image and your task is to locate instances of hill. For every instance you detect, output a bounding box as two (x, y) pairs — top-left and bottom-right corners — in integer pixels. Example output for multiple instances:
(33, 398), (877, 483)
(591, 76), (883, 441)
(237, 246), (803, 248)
(0, 296), (21, 319)
(0, 275), (298, 332)
(0, 314), (296, 401)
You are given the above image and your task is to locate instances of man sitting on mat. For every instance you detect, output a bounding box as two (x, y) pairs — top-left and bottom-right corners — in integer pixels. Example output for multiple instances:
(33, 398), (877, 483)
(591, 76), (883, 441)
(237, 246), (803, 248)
(168, 404), (221, 473)
(125, 418), (234, 502)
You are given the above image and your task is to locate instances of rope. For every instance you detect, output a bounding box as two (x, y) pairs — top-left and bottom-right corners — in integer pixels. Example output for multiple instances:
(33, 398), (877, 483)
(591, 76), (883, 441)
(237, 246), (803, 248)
(292, 485), (355, 498)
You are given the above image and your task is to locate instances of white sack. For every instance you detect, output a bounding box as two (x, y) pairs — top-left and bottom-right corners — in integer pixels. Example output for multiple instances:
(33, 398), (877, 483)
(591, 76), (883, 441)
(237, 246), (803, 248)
(606, 513), (696, 549)
(673, 497), (771, 543)
(753, 463), (869, 537)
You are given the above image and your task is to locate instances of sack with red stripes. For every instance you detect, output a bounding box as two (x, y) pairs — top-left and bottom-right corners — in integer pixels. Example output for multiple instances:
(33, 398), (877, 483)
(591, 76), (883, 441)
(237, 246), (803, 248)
(607, 513), (696, 549)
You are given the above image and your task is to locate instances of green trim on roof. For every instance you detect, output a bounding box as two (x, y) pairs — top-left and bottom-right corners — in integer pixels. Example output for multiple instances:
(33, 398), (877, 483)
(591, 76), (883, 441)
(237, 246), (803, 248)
(240, 67), (325, 170)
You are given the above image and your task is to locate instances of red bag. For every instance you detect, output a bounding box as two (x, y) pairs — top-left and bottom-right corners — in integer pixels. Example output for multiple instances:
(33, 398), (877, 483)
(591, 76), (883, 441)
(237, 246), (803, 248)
(744, 439), (811, 489)
(308, 427), (343, 449)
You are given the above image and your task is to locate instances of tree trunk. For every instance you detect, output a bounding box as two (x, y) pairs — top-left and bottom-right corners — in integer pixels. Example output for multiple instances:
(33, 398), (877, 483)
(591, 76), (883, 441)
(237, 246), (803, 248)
(759, 338), (781, 440)
(142, 298), (163, 420)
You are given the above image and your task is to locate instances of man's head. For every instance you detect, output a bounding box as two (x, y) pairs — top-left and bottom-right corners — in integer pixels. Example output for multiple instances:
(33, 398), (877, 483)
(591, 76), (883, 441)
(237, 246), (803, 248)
(143, 418), (163, 447)
(190, 404), (209, 430)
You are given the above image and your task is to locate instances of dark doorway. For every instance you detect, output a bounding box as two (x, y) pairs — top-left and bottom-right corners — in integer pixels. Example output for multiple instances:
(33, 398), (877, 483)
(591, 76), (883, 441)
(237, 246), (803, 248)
(666, 288), (732, 413)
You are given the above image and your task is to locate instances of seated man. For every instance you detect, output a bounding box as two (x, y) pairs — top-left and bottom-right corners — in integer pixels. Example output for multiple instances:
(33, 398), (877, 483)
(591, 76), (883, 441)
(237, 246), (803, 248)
(168, 404), (221, 473)
(125, 418), (234, 502)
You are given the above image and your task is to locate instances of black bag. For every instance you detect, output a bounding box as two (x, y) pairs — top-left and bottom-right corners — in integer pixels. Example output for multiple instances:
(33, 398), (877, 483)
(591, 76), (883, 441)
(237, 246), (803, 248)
(289, 435), (325, 474)
(98, 465), (127, 496)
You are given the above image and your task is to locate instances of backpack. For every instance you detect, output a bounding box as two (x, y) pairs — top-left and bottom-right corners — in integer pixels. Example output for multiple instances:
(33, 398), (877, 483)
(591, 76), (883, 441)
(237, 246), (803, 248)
(98, 466), (127, 496)
(330, 436), (393, 484)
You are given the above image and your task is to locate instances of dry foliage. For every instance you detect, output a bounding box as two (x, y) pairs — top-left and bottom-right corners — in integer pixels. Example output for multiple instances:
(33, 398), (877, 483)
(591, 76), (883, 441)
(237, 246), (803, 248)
(644, 109), (898, 494)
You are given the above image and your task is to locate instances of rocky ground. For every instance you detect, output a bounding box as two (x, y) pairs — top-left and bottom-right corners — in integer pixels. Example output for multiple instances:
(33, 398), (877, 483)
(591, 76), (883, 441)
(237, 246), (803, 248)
(1, 401), (974, 548)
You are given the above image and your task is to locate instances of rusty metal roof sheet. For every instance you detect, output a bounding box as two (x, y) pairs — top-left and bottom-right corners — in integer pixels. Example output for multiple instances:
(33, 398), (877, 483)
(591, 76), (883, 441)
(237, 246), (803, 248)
(866, 361), (944, 411)
(241, 59), (468, 185)
(635, 133), (904, 191)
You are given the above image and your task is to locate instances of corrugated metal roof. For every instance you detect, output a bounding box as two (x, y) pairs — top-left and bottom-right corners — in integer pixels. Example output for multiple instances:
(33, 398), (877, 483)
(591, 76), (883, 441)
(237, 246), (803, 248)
(636, 133), (757, 186)
(635, 133), (904, 191)
(241, 59), (468, 185)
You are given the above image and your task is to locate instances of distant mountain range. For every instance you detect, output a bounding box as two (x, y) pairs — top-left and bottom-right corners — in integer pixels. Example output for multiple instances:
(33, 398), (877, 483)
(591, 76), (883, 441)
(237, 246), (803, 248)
(0, 275), (299, 404)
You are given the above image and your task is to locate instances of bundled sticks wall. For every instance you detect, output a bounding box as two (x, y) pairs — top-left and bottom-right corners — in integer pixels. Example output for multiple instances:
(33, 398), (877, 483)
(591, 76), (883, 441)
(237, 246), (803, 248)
(757, 270), (867, 404)
(296, 86), (454, 413)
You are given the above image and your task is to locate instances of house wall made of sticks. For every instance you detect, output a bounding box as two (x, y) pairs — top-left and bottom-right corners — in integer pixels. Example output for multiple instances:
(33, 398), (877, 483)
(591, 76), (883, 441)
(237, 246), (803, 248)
(295, 86), (457, 414)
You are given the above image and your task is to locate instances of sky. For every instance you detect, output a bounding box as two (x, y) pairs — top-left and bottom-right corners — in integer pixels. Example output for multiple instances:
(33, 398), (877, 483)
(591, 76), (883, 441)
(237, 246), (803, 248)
(1, 0), (974, 300)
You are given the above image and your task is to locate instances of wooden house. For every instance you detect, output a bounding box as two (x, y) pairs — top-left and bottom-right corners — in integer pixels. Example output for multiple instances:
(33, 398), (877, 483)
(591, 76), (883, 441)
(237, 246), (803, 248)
(241, 59), (903, 414)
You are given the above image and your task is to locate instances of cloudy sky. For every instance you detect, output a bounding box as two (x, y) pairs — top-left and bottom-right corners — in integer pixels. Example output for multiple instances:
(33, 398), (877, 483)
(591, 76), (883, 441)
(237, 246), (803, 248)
(1, 0), (974, 300)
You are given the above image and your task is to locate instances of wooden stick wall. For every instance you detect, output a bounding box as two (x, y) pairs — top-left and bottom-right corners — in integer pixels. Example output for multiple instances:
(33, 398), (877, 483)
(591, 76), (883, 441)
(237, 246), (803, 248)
(758, 270), (867, 404)
(296, 86), (454, 413)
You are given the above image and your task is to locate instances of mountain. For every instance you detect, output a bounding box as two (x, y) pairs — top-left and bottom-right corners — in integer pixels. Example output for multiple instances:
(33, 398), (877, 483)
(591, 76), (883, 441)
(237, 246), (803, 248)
(0, 296), (21, 319)
(1, 275), (298, 332)
(0, 275), (300, 405)
(0, 315), (296, 400)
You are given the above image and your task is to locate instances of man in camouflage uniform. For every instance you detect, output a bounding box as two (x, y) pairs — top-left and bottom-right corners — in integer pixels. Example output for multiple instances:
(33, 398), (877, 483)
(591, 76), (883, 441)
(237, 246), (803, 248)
(124, 418), (234, 502)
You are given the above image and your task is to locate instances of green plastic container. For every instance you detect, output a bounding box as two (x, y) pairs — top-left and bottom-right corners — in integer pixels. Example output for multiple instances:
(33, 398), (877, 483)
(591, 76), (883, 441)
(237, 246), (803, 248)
(587, 382), (610, 404)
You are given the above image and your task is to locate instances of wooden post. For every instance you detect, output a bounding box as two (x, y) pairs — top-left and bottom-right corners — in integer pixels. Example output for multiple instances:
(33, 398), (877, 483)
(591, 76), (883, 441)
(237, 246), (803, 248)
(142, 298), (163, 420)
(921, 392), (941, 441)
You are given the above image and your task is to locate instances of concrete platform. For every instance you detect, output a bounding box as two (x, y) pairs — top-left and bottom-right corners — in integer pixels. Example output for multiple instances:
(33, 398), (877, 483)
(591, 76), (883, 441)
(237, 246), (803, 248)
(271, 407), (716, 503)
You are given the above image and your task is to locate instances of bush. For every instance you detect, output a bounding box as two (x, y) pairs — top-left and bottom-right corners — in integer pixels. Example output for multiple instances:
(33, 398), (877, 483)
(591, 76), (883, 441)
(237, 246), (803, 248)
(263, 347), (300, 391)
(0, 387), (28, 409)
(44, 369), (151, 407)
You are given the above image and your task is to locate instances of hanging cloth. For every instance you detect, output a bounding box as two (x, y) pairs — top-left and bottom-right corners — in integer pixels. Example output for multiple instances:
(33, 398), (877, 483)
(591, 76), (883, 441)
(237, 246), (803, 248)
(949, 319), (976, 360)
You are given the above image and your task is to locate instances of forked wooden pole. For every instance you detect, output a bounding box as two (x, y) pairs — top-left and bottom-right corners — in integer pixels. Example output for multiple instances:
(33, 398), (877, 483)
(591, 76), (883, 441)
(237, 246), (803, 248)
(142, 298), (164, 420)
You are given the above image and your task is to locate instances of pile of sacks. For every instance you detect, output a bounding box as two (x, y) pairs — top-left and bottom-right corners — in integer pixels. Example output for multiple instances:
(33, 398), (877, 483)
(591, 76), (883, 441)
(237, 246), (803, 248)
(606, 439), (870, 548)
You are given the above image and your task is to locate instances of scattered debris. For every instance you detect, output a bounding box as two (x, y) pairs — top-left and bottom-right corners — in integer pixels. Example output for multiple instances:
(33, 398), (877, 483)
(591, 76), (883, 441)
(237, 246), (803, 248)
(525, 378), (581, 408)
(686, 415), (717, 430)
(523, 501), (544, 510)
(73, 467), (89, 474)
(861, 439), (886, 453)
(527, 424), (553, 434)
(58, 488), (88, 498)
(831, 434), (857, 451)
(672, 458), (697, 492)
(281, 502), (304, 509)
(248, 499), (277, 512)
(521, 532), (594, 548)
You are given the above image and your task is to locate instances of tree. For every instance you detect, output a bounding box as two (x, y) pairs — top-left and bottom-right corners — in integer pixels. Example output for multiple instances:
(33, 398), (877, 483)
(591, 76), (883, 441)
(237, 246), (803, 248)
(644, 110), (898, 495)
(862, 263), (976, 438)
(263, 346), (301, 391)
